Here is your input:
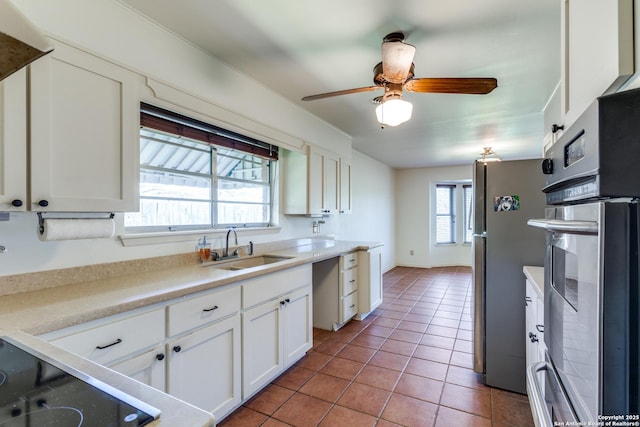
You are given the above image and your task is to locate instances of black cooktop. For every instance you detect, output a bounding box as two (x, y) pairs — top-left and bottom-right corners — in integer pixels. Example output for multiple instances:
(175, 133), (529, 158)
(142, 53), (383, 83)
(0, 337), (160, 427)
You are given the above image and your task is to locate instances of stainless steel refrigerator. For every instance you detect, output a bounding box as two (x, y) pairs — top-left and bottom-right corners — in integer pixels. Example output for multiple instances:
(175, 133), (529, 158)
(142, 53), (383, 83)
(472, 159), (546, 394)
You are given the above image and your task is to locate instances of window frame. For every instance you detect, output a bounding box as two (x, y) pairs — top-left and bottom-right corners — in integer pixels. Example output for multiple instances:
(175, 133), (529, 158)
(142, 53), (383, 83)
(435, 184), (456, 244)
(433, 181), (473, 245)
(463, 184), (473, 244)
(125, 104), (278, 233)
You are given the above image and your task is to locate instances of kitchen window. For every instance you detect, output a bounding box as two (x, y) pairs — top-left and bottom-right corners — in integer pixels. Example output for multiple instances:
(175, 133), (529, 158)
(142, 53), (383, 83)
(125, 104), (277, 232)
(434, 182), (472, 244)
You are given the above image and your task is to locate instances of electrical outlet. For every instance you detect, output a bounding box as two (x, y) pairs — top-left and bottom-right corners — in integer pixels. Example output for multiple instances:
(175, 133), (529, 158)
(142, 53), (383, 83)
(410, 249), (414, 256)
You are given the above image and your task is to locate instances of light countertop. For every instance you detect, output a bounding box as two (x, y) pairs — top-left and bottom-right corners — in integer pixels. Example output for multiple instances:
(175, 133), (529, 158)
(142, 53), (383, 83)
(523, 265), (544, 297)
(0, 239), (382, 427)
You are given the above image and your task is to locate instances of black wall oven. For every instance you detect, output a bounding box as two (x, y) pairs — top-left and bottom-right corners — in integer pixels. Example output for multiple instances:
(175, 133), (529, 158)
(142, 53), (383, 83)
(528, 88), (640, 426)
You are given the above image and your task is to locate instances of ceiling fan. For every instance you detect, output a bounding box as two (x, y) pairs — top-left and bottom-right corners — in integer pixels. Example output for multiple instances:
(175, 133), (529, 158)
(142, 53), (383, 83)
(301, 32), (498, 126)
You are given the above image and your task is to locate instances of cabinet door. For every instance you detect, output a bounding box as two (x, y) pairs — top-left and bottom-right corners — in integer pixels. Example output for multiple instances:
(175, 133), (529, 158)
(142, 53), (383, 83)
(561, 0), (634, 128)
(282, 285), (312, 367)
(323, 152), (339, 214)
(524, 280), (539, 368)
(308, 148), (324, 214)
(308, 146), (339, 214)
(0, 68), (27, 211)
(339, 159), (352, 214)
(242, 299), (283, 399)
(167, 315), (241, 420)
(109, 346), (166, 392)
(369, 248), (383, 311)
(357, 247), (383, 319)
(29, 41), (139, 212)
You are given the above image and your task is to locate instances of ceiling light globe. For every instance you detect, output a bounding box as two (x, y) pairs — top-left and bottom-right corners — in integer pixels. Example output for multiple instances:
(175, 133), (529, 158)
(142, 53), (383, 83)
(376, 99), (413, 127)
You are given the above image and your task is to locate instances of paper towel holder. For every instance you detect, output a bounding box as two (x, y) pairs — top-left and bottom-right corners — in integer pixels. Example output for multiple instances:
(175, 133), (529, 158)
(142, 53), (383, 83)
(37, 212), (115, 235)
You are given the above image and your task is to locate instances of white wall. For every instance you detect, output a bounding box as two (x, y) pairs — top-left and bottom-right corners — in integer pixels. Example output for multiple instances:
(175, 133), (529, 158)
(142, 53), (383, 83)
(0, 0), (396, 277)
(338, 150), (395, 272)
(395, 165), (473, 268)
(0, 151), (395, 276)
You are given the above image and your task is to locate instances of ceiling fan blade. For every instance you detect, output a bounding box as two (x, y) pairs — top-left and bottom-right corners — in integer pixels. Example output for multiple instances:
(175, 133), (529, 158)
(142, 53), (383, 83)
(301, 86), (382, 101)
(381, 40), (416, 83)
(405, 77), (498, 94)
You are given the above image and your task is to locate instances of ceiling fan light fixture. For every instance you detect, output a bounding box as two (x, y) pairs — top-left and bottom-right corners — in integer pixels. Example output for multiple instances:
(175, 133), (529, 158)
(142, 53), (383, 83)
(479, 147), (501, 163)
(381, 40), (416, 83)
(375, 98), (413, 127)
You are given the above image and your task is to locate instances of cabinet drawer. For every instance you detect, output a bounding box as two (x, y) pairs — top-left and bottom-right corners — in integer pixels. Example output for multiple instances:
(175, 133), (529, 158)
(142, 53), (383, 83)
(168, 285), (241, 337)
(243, 265), (312, 309)
(341, 291), (358, 323)
(340, 268), (358, 296)
(49, 308), (165, 365)
(340, 252), (358, 269)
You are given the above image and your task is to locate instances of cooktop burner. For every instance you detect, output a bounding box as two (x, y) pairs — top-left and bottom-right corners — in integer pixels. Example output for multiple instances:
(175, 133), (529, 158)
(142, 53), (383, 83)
(0, 337), (160, 426)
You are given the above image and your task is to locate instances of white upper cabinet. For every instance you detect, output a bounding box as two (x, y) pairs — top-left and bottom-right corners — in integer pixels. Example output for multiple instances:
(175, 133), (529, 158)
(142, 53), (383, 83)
(282, 145), (350, 215)
(339, 159), (352, 214)
(559, 0), (634, 131)
(304, 145), (339, 215)
(29, 40), (139, 212)
(0, 68), (27, 211)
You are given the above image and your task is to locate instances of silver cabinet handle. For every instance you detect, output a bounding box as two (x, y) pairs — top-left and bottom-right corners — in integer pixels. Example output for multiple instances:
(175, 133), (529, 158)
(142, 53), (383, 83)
(526, 362), (553, 427)
(536, 324), (544, 333)
(349, 304), (356, 309)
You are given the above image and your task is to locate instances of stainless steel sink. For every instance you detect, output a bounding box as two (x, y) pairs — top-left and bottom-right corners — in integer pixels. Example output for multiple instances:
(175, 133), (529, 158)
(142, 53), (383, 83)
(207, 255), (294, 270)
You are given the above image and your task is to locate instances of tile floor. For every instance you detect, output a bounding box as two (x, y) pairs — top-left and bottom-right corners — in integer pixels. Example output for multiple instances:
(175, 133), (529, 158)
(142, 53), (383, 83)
(219, 266), (534, 427)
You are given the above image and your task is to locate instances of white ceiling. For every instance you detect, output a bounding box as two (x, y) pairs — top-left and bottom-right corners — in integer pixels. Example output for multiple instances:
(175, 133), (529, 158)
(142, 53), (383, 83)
(120, 0), (560, 169)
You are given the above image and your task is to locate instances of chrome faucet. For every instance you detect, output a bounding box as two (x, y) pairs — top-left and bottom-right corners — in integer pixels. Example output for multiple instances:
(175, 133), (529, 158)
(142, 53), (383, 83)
(223, 227), (239, 258)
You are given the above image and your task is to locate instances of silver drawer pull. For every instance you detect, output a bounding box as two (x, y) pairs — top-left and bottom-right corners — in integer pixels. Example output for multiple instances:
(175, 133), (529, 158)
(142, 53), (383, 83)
(96, 338), (122, 350)
(536, 324), (544, 333)
(349, 304), (356, 309)
(349, 259), (356, 263)
(203, 305), (219, 312)
(349, 279), (356, 283)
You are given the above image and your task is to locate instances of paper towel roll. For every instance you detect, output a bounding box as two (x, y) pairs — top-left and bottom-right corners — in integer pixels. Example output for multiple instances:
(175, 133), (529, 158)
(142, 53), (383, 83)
(39, 218), (115, 241)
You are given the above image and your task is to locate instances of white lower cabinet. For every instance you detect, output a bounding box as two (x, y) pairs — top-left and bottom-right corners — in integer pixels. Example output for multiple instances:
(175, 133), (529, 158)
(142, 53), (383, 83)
(312, 253), (359, 331)
(356, 246), (383, 320)
(525, 278), (546, 392)
(109, 346), (166, 391)
(166, 315), (241, 420)
(242, 297), (283, 397)
(44, 307), (165, 367)
(282, 286), (313, 367)
(242, 283), (312, 399)
(41, 264), (313, 422)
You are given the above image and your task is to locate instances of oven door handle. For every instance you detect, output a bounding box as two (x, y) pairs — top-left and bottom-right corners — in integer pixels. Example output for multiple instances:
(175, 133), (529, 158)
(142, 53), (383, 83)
(526, 361), (553, 427)
(527, 218), (598, 235)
